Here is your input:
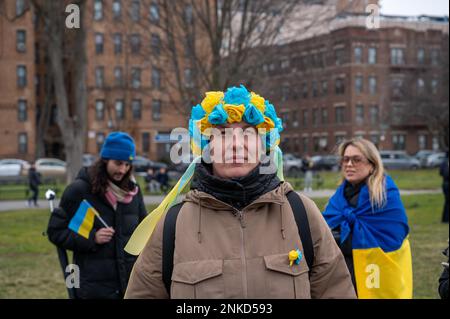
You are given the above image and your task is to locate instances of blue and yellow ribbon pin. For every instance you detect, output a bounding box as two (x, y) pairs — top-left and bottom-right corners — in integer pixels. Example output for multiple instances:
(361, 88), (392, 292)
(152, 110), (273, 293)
(288, 249), (303, 267)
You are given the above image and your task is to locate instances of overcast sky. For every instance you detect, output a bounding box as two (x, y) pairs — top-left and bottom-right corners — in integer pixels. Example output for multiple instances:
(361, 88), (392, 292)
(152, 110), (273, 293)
(379, 0), (449, 16)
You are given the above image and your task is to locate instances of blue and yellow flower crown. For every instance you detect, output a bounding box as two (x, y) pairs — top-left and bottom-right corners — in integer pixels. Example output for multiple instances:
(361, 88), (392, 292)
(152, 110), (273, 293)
(124, 85), (285, 256)
(189, 85), (284, 156)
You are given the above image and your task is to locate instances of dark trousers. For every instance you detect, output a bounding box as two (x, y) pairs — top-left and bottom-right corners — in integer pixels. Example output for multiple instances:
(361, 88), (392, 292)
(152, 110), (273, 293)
(28, 186), (39, 206)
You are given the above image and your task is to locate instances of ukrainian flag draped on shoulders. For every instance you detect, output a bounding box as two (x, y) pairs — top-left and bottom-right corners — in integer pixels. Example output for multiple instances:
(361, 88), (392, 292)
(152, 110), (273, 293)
(323, 175), (413, 299)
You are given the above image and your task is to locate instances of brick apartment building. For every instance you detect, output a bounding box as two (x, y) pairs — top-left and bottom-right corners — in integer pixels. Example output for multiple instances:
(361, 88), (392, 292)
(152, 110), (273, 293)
(1, 0), (448, 162)
(253, 13), (449, 156)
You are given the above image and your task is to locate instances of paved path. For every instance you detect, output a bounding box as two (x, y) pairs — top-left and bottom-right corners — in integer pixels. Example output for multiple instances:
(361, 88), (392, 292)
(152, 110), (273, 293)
(0, 189), (442, 212)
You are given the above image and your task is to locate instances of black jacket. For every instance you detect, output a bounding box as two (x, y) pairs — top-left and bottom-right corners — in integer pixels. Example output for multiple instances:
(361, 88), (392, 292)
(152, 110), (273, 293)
(28, 168), (41, 189)
(47, 168), (147, 299)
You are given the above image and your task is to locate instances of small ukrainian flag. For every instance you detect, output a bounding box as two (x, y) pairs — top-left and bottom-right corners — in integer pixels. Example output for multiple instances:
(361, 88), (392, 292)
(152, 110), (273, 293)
(68, 200), (99, 239)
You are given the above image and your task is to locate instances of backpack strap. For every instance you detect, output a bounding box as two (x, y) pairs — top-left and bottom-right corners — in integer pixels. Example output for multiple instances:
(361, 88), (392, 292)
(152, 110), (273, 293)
(162, 202), (184, 296)
(286, 190), (315, 274)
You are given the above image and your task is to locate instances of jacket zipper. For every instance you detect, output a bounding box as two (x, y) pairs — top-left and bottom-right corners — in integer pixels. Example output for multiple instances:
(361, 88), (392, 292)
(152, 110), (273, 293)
(237, 210), (248, 298)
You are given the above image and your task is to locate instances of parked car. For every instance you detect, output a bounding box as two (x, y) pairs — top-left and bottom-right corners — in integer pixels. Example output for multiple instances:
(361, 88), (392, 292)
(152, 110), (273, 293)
(414, 150), (438, 168)
(0, 158), (30, 176)
(425, 152), (447, 168)
(83, 154), (97, 168)
(35, 158), (67, 177)
(283, 153), (303, 177)
(132, 156), (168, 174)
(311, 155), (340, 171)
(379, 151), (420, 170)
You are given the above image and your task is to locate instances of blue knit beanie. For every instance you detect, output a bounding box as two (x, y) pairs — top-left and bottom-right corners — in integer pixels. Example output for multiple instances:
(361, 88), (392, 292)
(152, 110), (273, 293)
(100, 132), (136, 162)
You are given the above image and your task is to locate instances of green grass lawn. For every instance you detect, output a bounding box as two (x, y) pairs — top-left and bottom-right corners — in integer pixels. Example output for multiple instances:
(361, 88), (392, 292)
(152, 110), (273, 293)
(0, 196), (447, 299)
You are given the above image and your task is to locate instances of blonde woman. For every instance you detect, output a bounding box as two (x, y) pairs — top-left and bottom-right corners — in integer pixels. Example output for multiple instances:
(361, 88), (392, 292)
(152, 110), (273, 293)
(323, 138), (413, 299)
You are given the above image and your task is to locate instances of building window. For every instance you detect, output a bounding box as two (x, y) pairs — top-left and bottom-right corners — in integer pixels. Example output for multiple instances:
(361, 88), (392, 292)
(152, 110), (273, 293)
(95, 66), (104, 88)
(114, 66), (123, 87)
(335, 106), (345, 124)
(142, 132), (150, 153)
(392, 134), (406, 150)
(152, 99), (161, 121)
(184, 4), (193, 24)
(313, 137), (320, 152)
(95, 100), (104, 120)
(312, 81), (318, 98)
(369, 105), (379, 125)
(96, 133), (105, 152)
(131, 0), (140, 21)
(94, 0), (103, 21)
(418, 134), (427, 150)
(312, 109), (320, 127)
(368, 76), (377, 95)
(281, 85), (290, 101)
(16, 0), (26, 16)
(335, 48), (345, 66)
(391, 48), (405, 65)
(115, 100), (125, 120)
(302, 82), (308, 99)
(417, 78), (425, 94)
(152, 67), (161, 89)
(184, 68), (193, 88)
(302, 110), (308, 127)
(130, 34), (141, 54)
(370, 134), (380, 147)
(16, 30), (26, 52)
(149, 2), (160, 24)
(18, 99), (27, 122)
(431, 79), (439, 95)
(95, 33), (104, 54)
(417, 48), (425, 64)
(151, 33), (161, 55)
(335, 135), (346, 146)
(335, 78), (345, 95)
(355, 104), (364, 125)
(391, 77), (404, 98)
(320, 108), (328, 125)
(431, 49), (439, 66)
(368, 47), (377, 64)
(432, 136), (440, 150)
(17, 65), (27, 88)
(18, 133), (28, 154)
(354, 46), (363, 63)
(113, 33), (122, 54)
(302, 137), (308, 154)
(132, 99), (142, 119)
(112, 0), (121, 19)
(321, 80), (328, 96)
(131, 67), (141, 89)
(355, 76), (363, 94)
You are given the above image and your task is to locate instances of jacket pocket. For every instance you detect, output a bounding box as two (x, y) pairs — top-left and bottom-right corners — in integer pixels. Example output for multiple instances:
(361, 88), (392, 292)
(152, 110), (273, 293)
(171, 259), (224, 299)
(264, 253), (311, 299)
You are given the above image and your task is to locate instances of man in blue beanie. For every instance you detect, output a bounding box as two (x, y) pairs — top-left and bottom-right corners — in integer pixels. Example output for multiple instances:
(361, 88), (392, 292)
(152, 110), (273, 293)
(47, 132), (147, 299)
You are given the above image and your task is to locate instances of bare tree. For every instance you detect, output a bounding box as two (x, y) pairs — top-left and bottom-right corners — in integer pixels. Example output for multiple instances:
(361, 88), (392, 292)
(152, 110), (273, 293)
(31, 0), (88, 182)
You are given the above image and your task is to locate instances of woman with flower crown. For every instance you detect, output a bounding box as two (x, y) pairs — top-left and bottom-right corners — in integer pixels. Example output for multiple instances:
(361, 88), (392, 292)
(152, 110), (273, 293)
(124, 85), (355, 299)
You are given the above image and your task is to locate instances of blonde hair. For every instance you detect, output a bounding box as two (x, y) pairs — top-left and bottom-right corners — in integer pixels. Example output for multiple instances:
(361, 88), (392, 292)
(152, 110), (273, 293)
(337, 138), (386, 208)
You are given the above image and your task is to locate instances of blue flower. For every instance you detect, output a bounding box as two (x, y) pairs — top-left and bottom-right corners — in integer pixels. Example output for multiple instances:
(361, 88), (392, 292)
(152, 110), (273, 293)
(208, 104), (228, 125)
(264, 100), (277, 121)
(223, 85), (250, 106)
(243, 104), (265, 126)
(191, 104), (206, 120)
(275, 117), (284, 133)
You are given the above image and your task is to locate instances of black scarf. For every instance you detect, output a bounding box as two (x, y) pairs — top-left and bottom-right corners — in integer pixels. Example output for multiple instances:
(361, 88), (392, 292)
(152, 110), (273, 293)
(190, 161), (281, 210)
(344, 180), (365, 208)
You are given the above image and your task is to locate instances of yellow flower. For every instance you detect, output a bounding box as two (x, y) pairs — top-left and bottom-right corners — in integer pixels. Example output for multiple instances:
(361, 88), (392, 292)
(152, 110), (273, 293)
(196, 116), (213, 134)
(250, 92), (266, 113)
(224, 104), (245, 123)
(201, 91), (224, 114)
(256, 116), (275, 132)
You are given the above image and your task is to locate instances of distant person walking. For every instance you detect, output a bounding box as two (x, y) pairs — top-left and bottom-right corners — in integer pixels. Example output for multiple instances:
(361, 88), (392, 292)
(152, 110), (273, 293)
(156, 167), (169, 194)
(440, 152), (449, 223)
(27, 162), (41, 207)
(145, 168), (160, 193)
(302, 155), (314, 192)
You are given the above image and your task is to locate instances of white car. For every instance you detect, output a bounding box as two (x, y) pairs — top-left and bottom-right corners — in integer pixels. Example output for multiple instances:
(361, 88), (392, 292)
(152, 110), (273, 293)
(426, 152), (447, 168)
(35, 158), (67, 177)
(0, 159), (30, 176)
